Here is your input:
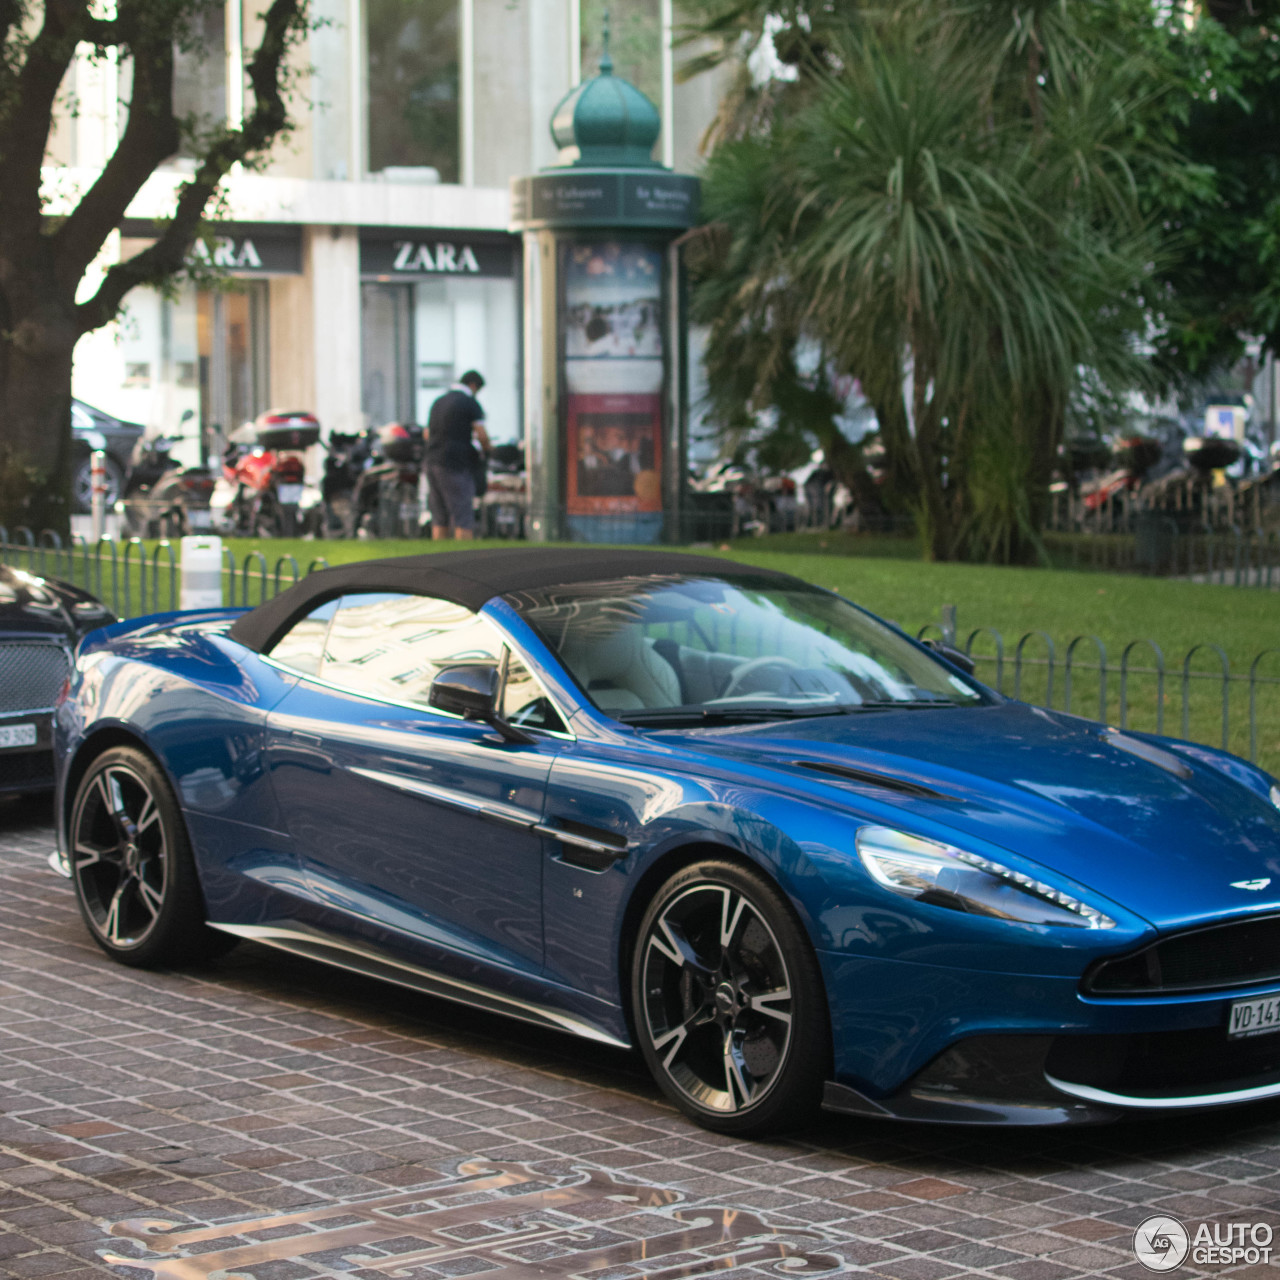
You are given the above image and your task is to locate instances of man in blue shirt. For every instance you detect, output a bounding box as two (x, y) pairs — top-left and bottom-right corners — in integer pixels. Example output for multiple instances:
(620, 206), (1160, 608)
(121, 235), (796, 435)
(424, 370), (492, 540)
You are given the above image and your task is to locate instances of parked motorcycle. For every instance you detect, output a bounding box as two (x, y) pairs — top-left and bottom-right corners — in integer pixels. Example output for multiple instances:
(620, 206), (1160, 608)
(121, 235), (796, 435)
(1083, 434), (1164, 512)
(1184, 435), (1242, 474)
(119, 413), (216, 538)
(689, 463), (767, 536)
(479, 442), (527, 538)
(211, 410), (323, 537)
(354, 422), (425, 539)
(318, 429), (375, 538)
(691, 462), (800, 536)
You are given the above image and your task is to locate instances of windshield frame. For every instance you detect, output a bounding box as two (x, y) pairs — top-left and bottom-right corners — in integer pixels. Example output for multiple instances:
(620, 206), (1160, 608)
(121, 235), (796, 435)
(504, 572), (998, 725)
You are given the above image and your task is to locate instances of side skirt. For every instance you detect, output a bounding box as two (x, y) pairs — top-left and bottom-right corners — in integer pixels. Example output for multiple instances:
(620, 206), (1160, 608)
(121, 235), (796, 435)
(207, 920), (631, 1049)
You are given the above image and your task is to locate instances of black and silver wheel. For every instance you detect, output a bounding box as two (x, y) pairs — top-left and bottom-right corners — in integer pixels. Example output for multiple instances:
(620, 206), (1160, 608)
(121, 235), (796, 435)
(631, 859), (829, 1135)
(70, 452), (125, 514)
(69, 746), (231, 966)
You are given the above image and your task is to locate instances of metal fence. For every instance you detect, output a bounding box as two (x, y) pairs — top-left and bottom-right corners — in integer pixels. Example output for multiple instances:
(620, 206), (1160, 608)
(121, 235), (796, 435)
(917, 618), (1280, 772)
(1047, 470), (1280, 536)
(1044, 522), (1280, 586)
(0, 526), (329, 616)
(3, 525), (1277, 773)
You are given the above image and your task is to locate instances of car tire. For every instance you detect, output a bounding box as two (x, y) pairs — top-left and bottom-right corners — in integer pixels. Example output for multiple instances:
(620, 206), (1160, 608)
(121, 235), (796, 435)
(631, 858), (829, 1136)
(68, 746), (234, 967)
(70, 453), (125, 515)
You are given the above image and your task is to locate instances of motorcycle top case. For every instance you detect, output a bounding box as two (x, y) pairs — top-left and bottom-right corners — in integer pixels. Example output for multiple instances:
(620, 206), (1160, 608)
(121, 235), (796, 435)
(255, 410), (321, 451)
(377, 422), (424, 464)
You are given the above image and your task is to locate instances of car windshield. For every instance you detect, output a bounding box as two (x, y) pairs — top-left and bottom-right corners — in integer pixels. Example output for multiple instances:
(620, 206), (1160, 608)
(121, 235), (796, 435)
(509, 574), (986, 722)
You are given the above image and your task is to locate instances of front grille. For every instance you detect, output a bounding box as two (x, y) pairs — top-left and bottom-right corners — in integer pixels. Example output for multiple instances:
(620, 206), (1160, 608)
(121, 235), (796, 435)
(0, 641), (70, 714)
(1048, 1027), (1280, 1099)
(1086, 914), (1280, 994)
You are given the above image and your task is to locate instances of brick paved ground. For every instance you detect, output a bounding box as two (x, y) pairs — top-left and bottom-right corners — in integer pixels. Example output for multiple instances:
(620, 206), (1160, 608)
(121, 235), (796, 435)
(3, 794), (1280, 1280)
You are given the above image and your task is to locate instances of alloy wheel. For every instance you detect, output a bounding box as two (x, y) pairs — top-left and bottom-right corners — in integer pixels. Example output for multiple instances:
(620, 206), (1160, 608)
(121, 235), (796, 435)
(71, 764), (169, 949)
(640, 882), (794, 1114)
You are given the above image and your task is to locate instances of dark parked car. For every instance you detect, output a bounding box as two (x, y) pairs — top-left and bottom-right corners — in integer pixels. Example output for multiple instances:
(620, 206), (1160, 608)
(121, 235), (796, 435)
(1, 565), (114, 796)
(52, 549), (1280, 1136)
(71, 399), (145, 514)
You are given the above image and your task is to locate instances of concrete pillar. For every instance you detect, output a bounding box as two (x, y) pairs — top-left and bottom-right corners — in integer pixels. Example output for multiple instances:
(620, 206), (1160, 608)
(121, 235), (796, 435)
(269, 273), (316, 412)
(309, 226), (363, 434)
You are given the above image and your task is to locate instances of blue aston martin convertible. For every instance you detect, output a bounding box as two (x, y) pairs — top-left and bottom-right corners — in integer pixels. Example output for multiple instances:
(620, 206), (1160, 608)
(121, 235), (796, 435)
(53, 549), (1280, 1134)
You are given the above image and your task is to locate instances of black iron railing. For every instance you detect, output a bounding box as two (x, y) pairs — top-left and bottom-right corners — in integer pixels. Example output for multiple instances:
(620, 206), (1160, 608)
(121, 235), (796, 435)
(2, 526), (1276, 774)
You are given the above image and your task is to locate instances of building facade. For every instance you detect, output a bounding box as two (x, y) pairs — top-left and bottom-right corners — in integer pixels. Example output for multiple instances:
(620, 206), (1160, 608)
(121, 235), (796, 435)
(51, 0), (724, 460)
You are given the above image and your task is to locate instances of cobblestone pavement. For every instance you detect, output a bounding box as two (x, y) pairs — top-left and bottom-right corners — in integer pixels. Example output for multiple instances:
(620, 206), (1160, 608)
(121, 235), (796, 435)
(3, 795), (1280, 1280)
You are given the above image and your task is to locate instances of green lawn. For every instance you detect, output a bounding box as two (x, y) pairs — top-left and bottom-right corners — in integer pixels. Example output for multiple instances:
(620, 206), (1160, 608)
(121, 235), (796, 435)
(15, 531), (1279, 773)
(718, 534), (1280, 771)
(215, 532), (1277, 662)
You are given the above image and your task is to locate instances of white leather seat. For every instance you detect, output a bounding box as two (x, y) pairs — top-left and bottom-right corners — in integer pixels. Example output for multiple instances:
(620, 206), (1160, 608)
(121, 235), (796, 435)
(560, 626), (681, 711)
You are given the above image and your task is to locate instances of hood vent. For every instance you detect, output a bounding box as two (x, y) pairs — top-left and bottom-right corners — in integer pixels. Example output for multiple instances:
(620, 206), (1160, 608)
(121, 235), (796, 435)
(1100, 728), (1193, 780)
(794, 760), (952, 801)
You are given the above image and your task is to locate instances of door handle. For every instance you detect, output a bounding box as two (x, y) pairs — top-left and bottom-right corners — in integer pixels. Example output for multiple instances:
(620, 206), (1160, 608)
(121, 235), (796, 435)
(290, 730), (323, 748)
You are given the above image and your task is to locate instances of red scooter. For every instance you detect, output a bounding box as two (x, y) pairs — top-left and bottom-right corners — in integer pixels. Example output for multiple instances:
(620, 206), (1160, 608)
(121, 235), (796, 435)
(211, 410), (322, 537)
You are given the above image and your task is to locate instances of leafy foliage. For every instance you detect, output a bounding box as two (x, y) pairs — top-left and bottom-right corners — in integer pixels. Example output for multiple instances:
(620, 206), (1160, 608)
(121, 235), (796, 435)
(687, 1), (1169, 561)
(1140, 1), (1280, 379)
(0, 0), (309, 533)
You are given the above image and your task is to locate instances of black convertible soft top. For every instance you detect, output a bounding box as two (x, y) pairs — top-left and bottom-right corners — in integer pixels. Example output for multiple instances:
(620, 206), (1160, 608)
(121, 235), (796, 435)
(227, 547), (801, 654)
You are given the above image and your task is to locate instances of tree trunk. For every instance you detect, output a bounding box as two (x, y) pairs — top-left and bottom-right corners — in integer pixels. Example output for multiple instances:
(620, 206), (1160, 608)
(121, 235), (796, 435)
(0, 294), (77, 538)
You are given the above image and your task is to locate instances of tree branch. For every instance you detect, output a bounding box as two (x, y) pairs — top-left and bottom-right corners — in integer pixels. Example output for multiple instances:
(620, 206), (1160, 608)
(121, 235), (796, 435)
(0, 0), (90, 256)
(75, 0), (306, 335)
(52, 34), (180, 289)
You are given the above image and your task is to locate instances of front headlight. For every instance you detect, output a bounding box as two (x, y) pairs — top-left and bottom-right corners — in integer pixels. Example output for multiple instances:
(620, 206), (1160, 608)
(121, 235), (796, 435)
(1271, 784), (1280, 813)
(856, 826), (1116, 929)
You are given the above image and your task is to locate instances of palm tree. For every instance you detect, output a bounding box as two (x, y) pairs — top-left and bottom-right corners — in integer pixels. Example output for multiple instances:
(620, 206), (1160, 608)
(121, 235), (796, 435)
(689, 3), (1164, 560)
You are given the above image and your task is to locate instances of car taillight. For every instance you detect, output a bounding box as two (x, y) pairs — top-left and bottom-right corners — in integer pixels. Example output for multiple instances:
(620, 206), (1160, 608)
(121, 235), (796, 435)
(55, 676), (71, 706)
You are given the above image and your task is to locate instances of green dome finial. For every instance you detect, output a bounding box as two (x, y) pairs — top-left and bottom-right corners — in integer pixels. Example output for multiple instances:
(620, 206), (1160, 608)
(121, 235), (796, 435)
(600, 9), (613, 74)
(548, 12), (662, 168)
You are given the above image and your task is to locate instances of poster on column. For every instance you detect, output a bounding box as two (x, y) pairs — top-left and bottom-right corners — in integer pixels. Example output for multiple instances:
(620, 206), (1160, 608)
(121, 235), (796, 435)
(563, 243), (664, 516)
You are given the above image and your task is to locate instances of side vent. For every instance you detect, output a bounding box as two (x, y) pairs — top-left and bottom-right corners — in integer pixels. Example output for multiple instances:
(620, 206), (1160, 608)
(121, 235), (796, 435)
(794, 760), (952, 801)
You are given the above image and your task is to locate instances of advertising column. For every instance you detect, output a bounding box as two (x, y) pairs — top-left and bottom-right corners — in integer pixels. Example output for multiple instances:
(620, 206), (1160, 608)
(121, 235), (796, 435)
(509, 34), (699, 543)
(563, 242), (664, 542)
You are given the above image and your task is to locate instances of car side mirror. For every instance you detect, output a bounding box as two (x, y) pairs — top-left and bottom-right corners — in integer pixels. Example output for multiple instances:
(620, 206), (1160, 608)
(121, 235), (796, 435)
(923, 640), (976, 676)
(428, 665), (535, 744)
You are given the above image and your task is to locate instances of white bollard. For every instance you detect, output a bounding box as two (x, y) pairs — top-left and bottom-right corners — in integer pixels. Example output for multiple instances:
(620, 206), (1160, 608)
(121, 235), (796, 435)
(180, 536), (225, 610)
(90, 450), (107, 543)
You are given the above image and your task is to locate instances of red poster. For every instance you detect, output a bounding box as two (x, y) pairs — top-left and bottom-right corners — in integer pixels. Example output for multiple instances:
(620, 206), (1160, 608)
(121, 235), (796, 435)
(566, 393), (663, 515)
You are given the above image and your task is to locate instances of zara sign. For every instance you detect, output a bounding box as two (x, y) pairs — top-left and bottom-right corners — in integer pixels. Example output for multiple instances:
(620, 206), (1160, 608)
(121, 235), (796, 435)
(391, 241), (482, 273)
(118, 221), (303, 275)
(360, 229), (516, 280)
(189, 236), (267, 270)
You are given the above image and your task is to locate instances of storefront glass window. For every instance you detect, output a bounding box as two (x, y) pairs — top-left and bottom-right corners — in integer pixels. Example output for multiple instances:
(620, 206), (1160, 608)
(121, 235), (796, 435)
(360, 271), (520, 437)
(173, 2), (227, 157)
(362, 283), (415, 426)
(198, 282), (270, 452)
(366, 0), (460, 181)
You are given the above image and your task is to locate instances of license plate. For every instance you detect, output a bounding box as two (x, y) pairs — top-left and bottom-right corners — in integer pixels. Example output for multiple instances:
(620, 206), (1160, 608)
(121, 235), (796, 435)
(1228, 995), (1280, 1039)
(0, 723), (37, 749)
(187, 508), (212, 529)
(277, 484), (303, 503)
